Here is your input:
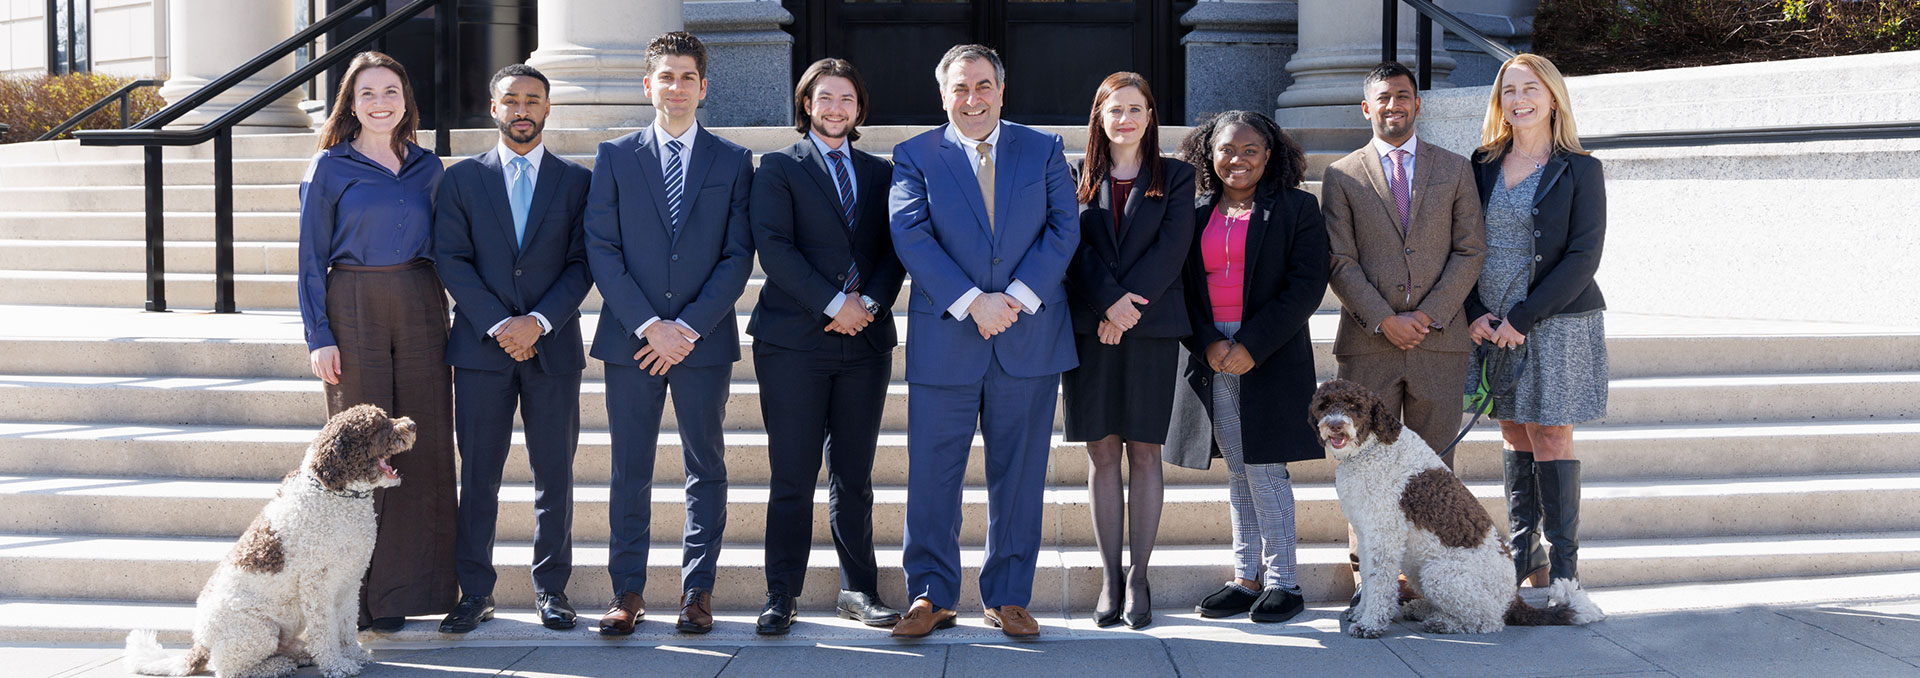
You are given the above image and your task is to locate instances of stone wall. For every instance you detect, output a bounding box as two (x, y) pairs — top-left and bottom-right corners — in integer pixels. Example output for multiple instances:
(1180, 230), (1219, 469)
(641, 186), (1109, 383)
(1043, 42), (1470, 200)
(1416, 51), (1920, 329)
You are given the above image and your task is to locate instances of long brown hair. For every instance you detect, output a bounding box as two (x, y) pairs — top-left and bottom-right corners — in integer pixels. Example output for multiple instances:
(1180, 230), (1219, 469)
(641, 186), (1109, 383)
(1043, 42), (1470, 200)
(317, 51), (419, 158)
(792, 58), (870, 142)
(1077, 72), (1165, 205)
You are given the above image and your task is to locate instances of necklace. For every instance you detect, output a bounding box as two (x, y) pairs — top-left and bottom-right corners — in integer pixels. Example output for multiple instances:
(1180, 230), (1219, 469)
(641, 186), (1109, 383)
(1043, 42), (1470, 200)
(1220, 208), (1247, 277)
(1512, 145), (1549, 170)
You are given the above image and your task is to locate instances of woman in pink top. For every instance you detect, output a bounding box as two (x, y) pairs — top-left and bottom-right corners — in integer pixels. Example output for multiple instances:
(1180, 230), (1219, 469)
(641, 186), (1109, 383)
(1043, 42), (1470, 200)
(1168, 111), (1329, 624)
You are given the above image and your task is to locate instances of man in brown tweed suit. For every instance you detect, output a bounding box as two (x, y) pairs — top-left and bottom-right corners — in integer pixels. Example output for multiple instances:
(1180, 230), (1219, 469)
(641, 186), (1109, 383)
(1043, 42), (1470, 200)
(1321, 61), (1486, 469)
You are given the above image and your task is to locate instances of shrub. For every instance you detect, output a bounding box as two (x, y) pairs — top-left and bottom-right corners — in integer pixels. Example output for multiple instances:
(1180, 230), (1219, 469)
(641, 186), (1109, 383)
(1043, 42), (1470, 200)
(0, 72), (166, 143)
(1536, 0), (1920, 75)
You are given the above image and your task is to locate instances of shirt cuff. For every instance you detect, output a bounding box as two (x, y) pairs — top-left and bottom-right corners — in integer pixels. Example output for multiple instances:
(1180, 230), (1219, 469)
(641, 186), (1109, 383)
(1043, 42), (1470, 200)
(672, 319), (700, 340)
(529, 312), (552, 335)
(824, 291), (848, 318)
(948, 287), (984, 322)
(1006, 280), (1041, 315)
(486, 317), (512, 337)
(634, 316), (661, 339)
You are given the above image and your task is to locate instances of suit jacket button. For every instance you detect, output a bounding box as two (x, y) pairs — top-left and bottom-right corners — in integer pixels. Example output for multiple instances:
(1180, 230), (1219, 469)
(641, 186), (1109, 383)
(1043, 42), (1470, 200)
(672, 254), (680, 261)
(1534, 230), (1543, 237)
(1405, 248), (1414, 255)
(1532, 208), (1540, 215)
(514, 269), (523, 276)
(993, 257), (1002, 265)
(1534, 255), (1544, 262)
(837, 273), (847, 281)
(665, 291), (675, 299)
(1397, 284), (1406, 291)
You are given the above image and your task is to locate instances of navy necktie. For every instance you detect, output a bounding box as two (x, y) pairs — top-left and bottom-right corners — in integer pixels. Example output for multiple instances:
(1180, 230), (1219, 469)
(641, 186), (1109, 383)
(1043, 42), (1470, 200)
(665, 139), (685, 235)
(828, 149), (860, 293)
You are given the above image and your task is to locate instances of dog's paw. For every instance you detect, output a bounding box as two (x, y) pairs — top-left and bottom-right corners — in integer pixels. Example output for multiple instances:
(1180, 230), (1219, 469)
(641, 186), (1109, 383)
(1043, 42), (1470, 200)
(1347, 622), (1387, 639)
(337, 642), (373, 663)
(1400, 598), (1434, 622)
(317, 657), (365, 678)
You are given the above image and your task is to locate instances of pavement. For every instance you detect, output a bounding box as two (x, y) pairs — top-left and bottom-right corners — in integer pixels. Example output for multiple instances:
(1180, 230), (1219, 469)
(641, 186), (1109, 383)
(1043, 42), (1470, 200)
(9, 574), (1920, 678)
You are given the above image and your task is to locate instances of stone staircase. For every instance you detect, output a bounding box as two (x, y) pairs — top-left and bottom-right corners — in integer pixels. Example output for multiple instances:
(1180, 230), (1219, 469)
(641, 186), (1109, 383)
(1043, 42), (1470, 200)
(0, 125), (1916, 643)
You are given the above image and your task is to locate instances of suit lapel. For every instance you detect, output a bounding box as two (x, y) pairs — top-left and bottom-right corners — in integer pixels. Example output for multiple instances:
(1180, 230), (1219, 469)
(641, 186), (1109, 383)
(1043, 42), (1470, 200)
(796, 140), (852, 229)
(675, 128), (721, 236)
(992, 126), (1019, 241)
(516, 150), (564, 259)
(936, 128), (993, 235)
(474, 150), (521, 254)
(632, 133), (675, 236)
(1117, 174), (1145, 247)
(1407, 140), (1438, 233)
(1360, 144), (1406, 242)
(1533, 154), (1568, 207)
(1240, 194), (1273, 301)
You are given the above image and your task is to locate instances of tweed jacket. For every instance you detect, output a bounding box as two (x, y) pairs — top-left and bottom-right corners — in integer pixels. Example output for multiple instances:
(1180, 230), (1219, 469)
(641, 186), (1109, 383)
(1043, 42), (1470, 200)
(1321, 139), (1486, 356)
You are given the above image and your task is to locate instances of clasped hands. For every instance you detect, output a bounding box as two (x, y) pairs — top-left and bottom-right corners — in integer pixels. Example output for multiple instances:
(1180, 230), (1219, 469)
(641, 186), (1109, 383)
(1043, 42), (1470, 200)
(1468, 313), (1527, 349)
(635, 321), (700, 376)
(827, 297), (874, 336)
(1379, 309), (1437, 350)
(1204, 339), (1254, 376)
(1095, 293), (1149, 345)
(494, 315), (543, 362)
(968, 292), (1026, 340)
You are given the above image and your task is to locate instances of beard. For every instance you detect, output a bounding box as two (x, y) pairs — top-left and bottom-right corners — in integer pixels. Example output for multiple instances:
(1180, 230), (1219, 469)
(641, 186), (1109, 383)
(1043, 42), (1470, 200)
(498, 116), (544, 144)
(810, 118), (850, 142)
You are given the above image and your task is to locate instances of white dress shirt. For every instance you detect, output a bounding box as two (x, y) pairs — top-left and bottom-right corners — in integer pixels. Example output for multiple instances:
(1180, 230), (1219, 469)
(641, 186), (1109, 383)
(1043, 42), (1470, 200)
(634, 120), (703, 341)
(486, 141), (553, 338)
(940, 122), (1041, 321)
(810, 133), (874, 318)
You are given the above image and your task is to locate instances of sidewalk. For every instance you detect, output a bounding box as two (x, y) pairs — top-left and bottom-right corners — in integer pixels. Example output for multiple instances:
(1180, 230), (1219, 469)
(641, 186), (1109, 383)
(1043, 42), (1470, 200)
(9, 574), (1920, 677)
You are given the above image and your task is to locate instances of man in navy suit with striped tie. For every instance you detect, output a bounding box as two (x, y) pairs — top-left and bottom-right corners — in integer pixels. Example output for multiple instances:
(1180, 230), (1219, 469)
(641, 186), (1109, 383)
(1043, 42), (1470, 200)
(583, 32), (756, 636)
(433, 64), (593, 634)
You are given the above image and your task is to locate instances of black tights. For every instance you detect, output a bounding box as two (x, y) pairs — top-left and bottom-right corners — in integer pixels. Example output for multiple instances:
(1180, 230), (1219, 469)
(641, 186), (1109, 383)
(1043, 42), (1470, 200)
(1087, 435), (1165, 615)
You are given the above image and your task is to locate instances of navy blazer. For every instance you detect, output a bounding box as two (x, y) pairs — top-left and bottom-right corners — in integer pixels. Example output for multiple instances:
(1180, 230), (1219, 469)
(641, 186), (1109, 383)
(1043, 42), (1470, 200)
(1066, 157), (1197, 339)
(888, 121), (1080, 386)
(434, 148), (594, 374)
(747, 138), (905, 353)
(1465, 149), (1607, 335)
(584, 126), (757, 367)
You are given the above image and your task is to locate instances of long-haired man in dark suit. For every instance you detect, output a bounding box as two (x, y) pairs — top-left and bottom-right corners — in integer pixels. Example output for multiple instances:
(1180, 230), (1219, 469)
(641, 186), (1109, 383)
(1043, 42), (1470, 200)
(746, 58), (908, 635)
(433, 63), (594, 634)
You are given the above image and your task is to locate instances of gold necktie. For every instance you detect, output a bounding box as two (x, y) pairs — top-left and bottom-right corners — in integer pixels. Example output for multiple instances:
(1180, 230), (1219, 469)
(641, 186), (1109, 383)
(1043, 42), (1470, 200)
(976, 141), (994, 232)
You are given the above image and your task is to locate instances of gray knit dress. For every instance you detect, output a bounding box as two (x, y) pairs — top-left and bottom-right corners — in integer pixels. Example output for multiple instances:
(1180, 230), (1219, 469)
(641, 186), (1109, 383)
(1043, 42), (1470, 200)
(1464, 166), (1609, 426)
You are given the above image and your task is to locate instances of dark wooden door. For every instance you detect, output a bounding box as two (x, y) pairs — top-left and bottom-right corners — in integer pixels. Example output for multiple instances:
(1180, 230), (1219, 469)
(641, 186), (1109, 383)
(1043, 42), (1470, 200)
(786, 0), (1186, 126)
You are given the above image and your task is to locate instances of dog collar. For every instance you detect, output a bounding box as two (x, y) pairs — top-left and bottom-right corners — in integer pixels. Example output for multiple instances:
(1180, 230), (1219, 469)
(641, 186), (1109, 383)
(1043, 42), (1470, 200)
(308, 474), (374, 500)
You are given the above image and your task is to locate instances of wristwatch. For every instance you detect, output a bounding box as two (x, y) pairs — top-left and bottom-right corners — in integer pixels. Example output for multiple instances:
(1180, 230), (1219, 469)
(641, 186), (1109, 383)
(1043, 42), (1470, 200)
(862, 295), (882, 315)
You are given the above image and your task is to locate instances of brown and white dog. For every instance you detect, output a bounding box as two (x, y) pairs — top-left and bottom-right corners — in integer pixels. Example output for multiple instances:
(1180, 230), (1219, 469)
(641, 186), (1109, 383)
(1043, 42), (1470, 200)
(125, 404), (413, 678)
(1310, 379), (1603, 637)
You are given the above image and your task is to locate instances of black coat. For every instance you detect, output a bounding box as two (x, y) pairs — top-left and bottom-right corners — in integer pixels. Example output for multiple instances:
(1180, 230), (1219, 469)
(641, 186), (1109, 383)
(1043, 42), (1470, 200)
(1065, 158), (1197, 338)
(1180, 186), (1331, 465)
(747, 139), (906, 353)
(1466, 149), (1607, 335)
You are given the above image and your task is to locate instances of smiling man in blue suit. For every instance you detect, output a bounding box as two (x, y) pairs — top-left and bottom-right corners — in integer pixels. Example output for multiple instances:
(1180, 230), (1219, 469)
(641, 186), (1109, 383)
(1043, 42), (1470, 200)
(887, 43), (1079, 640)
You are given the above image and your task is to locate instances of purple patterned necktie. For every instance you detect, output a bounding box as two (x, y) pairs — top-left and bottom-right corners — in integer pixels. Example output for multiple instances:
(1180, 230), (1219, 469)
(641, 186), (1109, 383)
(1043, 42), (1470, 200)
(1390, 148), (1412, 235)
(828, 149), (860, 293)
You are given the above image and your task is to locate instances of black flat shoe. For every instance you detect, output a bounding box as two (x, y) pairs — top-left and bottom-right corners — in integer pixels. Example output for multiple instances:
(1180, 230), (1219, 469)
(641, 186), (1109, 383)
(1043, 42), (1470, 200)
(1195, 583), (1258, 618)
(439, 595), (495, 634)
(756, 592), (797, 635)
(1249, 588), (1304, 623)
(536, 592), (577, 630)
(835, 590), (902, 627)
(368, 616), (406, 633)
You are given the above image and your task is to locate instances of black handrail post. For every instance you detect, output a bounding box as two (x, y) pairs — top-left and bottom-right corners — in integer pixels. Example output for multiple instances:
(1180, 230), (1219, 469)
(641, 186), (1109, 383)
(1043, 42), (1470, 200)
(213, 128), (238, 313)
(143, 145), (167, 312)
(1381, 0), (1399, 64)
(433, 0), (450, 156)
(371, 0), (389, 54)
(1416, 14), (1433, 90)
(119, 96), (130, 128)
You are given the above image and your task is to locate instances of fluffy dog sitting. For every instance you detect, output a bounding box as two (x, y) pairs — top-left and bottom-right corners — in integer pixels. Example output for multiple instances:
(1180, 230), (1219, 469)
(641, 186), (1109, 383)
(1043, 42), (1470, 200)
(125, 404), (414, 678)
(1311, 380), (1603, 638)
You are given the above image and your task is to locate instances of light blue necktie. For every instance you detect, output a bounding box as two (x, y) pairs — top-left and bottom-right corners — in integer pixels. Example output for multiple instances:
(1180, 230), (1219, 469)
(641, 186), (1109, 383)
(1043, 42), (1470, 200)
(509, 155), (533, 247)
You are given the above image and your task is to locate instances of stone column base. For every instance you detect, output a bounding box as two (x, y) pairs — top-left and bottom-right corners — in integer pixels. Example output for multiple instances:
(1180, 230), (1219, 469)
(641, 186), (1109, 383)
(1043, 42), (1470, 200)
(687, 0), (794, 127)
(1180, 0), (1298, 125)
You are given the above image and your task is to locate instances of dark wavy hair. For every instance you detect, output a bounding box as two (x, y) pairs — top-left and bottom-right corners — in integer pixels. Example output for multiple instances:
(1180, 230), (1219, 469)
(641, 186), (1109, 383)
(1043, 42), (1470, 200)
(316, 51), (417, 158)
(1177, 110), (1306, 197)
(792, 58), (870, 142)
(1077, 72), (1165, 205)
(646, 31), (709, 78)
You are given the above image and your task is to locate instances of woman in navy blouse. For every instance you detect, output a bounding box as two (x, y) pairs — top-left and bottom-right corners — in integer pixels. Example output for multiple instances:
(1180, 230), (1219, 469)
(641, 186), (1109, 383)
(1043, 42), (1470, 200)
(298, 51), (456, 631)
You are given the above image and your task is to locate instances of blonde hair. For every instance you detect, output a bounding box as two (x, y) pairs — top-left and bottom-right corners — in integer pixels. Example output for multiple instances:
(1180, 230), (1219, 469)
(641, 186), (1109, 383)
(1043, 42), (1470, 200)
(1477, 53), (1588, 161)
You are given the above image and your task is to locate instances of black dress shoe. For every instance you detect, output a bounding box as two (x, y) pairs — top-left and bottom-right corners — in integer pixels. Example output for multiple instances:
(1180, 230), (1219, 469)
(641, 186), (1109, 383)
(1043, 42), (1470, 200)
(1123, 582), (1152, 629)
(439, 595), (495, 634)
(536, 592), (577, 630)
(756, 592), (798, 635)
(836, 590), (902, 627)
(368, 616), (406, 633)
(1249, 588), (1304, 623)
(1195, 583), (1258, 618)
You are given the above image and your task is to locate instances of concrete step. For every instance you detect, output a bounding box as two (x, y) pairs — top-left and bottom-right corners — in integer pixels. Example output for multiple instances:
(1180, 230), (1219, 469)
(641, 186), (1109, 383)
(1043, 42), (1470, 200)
(0, 269), (1348, 316)
(4, 471), (1915, 545)
(2, 530), (1914, 612)
(0, 240), (299, 274)
(0, 370), (1911, 431)
(0, 212), (299, 241)
(5, 419), (1919, 486)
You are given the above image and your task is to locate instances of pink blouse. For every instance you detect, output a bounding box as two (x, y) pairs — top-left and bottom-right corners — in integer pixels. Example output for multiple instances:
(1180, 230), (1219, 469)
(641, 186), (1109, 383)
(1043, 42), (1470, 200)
(1201, 209), (1249, 322)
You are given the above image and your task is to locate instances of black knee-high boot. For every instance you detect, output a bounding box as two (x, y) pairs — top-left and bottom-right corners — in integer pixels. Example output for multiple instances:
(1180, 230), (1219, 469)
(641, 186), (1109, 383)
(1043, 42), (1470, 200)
(1503, 450), (1548, 585)
(1538, 459), (1583, 582)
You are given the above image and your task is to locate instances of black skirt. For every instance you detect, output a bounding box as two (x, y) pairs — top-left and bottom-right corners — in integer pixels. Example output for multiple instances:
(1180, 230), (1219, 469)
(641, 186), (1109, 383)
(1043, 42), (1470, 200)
(1061, 333), (1180, 443)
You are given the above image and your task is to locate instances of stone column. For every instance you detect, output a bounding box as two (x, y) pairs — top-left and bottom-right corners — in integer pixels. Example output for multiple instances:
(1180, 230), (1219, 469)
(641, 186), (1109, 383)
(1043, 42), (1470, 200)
(1179, 0), (1297, 125)
(686, 0), (793, 126)
(528, 0), (682, 129)
(158, 0), (310, 130)
(1438, 0), (1535, 87)
(1273, 0), (1456, 129)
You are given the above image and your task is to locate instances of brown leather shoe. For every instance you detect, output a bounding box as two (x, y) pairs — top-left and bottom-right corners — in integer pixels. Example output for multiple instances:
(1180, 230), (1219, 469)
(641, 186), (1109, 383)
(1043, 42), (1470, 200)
(598, 592), (645, 636)
(984, 605), (1040, 639)
(889, 598), (957, 639)
(675, 588), (714, 634)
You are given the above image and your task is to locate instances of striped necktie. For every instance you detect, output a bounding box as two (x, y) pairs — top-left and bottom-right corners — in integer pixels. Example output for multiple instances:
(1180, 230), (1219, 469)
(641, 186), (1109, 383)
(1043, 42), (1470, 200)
(665, 138), (685, 235)
(828, 149), (860, 293)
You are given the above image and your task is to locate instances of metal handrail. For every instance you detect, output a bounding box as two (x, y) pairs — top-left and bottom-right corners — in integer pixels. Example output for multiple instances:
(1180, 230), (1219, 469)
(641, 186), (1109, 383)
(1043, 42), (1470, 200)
(1384, 0), (1520, 90)
(71, 0), (453, 313)
(36, 79), (163, 141)
(1582, 121), (1920, 149)
(0, 123), (9, 141)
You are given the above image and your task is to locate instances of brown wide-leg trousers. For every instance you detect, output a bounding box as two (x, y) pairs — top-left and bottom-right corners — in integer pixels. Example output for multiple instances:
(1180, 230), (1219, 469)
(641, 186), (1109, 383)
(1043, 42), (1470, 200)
(323, 260), (458, 623)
